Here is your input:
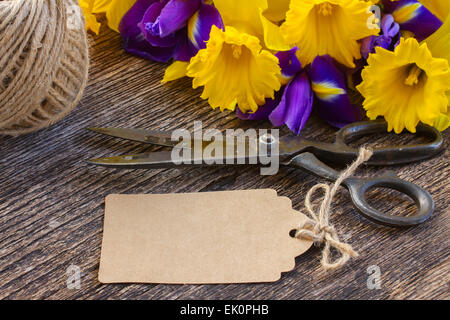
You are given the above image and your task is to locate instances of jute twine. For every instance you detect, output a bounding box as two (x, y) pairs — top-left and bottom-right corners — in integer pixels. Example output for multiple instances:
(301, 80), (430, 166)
(0, 0), (89, 136)
(295, 148), (373, 270)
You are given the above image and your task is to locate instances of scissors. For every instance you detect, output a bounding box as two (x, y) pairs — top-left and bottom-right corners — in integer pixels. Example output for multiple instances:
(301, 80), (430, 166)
(87, 120), (444, 227)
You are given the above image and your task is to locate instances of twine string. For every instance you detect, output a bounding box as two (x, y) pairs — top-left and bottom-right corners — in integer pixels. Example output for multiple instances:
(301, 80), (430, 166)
(295, 148), (373, 270)
(0, 0), (89, 136)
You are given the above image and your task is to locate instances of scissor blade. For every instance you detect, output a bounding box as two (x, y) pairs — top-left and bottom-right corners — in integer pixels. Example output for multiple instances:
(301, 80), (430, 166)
(87, 127), (178, 147)
(88, 150), (261, 169)
(88, 151), (179, 169)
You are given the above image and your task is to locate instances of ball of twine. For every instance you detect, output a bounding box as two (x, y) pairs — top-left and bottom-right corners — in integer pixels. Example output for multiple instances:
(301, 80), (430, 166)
(0, 0), (89, 136)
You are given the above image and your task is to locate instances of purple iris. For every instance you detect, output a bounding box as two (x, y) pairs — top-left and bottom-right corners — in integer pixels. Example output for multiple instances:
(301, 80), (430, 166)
(119, 0), (224, 62)
(237, 48), (363, 135)
(382, 0), (442, 41)
(361, 14), (400, 59)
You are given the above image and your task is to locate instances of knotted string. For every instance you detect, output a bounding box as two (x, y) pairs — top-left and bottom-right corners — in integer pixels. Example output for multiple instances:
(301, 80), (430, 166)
(295, 148), (373, 270)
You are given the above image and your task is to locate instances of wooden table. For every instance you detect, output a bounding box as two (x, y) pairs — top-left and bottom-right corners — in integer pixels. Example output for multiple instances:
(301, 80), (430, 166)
(1, 27), (448, 300)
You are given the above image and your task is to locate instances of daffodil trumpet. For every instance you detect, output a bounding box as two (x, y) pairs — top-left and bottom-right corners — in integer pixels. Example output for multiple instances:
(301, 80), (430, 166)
(280, 0), (380, 68)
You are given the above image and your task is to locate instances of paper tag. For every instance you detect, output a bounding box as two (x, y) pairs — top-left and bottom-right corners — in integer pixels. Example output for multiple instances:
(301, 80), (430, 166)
(99, 190), (313, 284)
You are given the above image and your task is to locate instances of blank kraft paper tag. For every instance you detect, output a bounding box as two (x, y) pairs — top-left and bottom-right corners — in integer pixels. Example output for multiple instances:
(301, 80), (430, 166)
(99, 190), (313, 284)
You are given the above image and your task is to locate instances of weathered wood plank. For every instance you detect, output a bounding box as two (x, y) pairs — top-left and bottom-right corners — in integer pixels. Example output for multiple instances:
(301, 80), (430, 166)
(0, 26), (448, 300)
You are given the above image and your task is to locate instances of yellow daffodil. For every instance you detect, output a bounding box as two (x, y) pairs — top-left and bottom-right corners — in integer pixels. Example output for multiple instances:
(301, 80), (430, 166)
(280, 0), (379, 68)
(357, 37), (450, 133)
(213, 0), (290, 51)
(79, 0), (101, 34)
(425, 14), (450, 130)
(186, 26), (281, 113)
(79, 0), (135, 33)
(265, 0), (291, 21)
(162, 61), (189, 83)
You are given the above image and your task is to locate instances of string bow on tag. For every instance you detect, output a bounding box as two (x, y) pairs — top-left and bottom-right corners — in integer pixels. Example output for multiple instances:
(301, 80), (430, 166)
(295, 148), (373, 270)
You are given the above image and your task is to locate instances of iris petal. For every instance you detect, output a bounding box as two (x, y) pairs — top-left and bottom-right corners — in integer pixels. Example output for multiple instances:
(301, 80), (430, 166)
(122, 34), (177, 62)
(276, 47), (302, 83)
(141, 2), (178, 47)
(269, 71), (314, 135)
(236, 94), (281, 121)
(154, 0), (201, 38)
(361, 14), (400, 59)
(174, 28), (197, 61)
(382, 14), (401, 39)
(418, 0), (450, 21)
(384, 0), (442, 41)
(119, 0), (156, 38)
(187, 3), (224, 51)
(309, 55), (363, 128)
(119, 0), (177, 62)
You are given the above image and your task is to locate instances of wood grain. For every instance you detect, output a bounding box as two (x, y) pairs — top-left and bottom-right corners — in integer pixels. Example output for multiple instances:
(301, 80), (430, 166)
(0, 26), (448, 300)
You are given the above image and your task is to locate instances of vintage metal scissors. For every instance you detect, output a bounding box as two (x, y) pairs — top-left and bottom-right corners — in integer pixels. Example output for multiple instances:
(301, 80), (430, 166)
(88, 120), (444, 227)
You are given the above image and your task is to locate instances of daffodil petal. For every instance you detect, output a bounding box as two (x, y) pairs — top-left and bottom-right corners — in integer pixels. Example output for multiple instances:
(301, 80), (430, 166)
(425, 14), (450, 63)
(106, 0), (137, 32)
(259, 8), (291, 51)
(162, 60), (189, 83)
(79, 0), (102, 34)
(213, 0), (267, 36)
(92, 0), (114, 13)
(78, 0), (91, 9)
(264, 0), (291, 22)
(310, 55), (363, 128)
(433, 110), (450, 131)
(84, 14), (102, 34)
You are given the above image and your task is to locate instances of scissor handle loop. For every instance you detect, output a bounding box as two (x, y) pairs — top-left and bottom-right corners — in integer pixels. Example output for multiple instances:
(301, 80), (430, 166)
(344, 175), (434, 227)
(333, 120), (444, 166)
(287, 152), (434, 227)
